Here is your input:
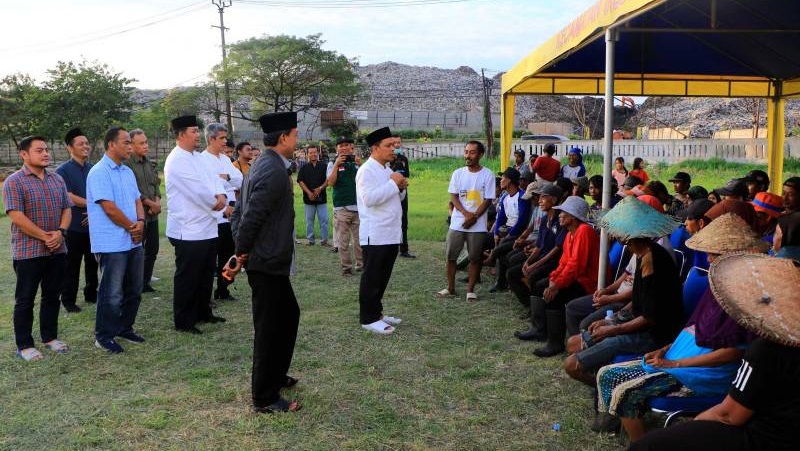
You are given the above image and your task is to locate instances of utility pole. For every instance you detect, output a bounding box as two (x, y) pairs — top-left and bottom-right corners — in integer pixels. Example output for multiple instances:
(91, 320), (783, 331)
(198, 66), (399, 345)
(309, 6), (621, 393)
(481, 69), (494, 157)
(212, 0), (234, 134)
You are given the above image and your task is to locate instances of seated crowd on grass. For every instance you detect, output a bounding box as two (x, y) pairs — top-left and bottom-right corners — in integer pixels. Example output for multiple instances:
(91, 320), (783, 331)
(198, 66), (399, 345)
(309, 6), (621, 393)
(441, 141), (800, 449)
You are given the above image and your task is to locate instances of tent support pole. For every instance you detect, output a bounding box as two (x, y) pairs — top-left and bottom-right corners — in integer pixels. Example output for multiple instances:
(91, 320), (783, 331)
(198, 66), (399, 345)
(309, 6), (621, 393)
(766, 82), (785, 194)
(598, 27), (618, 290)
(500, 94), (515, 171)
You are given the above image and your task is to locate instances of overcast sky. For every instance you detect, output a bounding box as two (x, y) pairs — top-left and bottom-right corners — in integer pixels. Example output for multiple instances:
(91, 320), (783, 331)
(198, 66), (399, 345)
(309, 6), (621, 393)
(2, 0), (597, 89)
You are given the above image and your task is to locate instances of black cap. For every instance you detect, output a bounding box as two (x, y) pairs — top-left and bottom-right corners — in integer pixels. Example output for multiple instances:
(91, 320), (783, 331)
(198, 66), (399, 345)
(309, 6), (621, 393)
(668, 172), (691, 184)
(501, 167), (521, 185)
(64, 127), (85, 145)
(534, 183), (563, 198)
(622, 175), (644, 189)
(514, 149), (525, 156)
(259, 112), (297, 134)
(677, 199), (714, 220)
(335, 136), (354, 145)
(170, 115), (198, 131)
(366, 127), (392, 146)
(743, 169), (769, 187)
(716, 178), (748, 198)
(687, 185), (709, 201)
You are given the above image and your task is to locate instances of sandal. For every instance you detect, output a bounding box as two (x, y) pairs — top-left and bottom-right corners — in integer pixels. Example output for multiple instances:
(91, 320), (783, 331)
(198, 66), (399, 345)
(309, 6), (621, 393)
(435, 288), (455, 299)
(466, 292), (478, 302)
(381, 315), (402, 325)
(284, 376), (299, 388)
(361, 320), (394, 335)
(44, 339), (69, 354)
(16, 347), (44, 362)
(254, 398), (302, 414)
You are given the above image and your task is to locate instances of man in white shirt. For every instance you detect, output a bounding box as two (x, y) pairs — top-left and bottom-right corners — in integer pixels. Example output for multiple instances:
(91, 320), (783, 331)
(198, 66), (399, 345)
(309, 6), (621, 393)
(355, 127), (407, 335)
(436, 141), (495, 302)
(199, 123), (243, 302)
(164, 115), (227, 334)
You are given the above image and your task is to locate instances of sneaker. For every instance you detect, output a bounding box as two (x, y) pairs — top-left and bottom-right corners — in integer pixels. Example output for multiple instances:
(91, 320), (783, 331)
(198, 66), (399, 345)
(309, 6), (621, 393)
(95, 339), (124, 354)
(142, 285), (156, 293)
(342, 268), (353, 277)
(117, 331), (145, 344)
(63, 304), (82, 313)
(399, 252), (416, 258)
(331, 247), (339, 253)
(306, 240), (315, 246)
(320, 241), (331, 247)
(150, 276), (160, 282)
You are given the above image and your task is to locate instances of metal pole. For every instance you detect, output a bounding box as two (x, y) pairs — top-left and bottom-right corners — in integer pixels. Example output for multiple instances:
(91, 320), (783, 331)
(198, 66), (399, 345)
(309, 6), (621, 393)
(598, 27), (618, 290)
(213, 0), (234, 134)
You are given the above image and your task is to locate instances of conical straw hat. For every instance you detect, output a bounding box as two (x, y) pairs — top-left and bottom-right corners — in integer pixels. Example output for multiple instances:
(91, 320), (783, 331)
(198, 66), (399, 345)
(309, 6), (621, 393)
(685, 213), (770, 254)
(597, 195), (679, 241)
(709, 253), (800, 348)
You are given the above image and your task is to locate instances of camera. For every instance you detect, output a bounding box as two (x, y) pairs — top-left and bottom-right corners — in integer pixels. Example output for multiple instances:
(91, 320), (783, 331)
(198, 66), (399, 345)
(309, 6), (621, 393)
(344, 154), (355, 163)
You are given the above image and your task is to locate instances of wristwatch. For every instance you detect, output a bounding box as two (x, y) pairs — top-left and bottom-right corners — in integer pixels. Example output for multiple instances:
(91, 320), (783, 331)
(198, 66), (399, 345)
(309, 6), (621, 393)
(58, 228), (67, 237)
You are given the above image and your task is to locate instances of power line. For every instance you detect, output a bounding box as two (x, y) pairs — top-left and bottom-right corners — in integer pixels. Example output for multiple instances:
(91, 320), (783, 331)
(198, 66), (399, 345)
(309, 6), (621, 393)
(237, 0), (482, 8)
(1, 1), (208, 54)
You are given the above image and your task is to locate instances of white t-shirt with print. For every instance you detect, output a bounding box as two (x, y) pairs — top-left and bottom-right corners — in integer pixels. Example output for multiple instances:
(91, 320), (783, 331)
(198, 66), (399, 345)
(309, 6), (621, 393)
(449, 166), (496, 233)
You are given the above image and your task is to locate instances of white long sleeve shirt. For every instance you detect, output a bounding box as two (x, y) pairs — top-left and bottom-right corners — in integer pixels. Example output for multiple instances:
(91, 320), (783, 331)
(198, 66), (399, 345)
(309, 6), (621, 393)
(198, 149), (243, 224)
(355, 157), (406, 246)
(165, 145), (226, 240)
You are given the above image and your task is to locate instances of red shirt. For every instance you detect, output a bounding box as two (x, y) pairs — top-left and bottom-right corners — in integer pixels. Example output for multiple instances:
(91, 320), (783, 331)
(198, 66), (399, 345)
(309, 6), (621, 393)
(549, 222), (600, 293)
(532, 155), (560, 182)
(629, 169), (650, 184)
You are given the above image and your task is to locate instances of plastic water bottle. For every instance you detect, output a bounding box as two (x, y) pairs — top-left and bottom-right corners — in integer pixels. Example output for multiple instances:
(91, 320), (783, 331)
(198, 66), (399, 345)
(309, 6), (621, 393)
(552, 422), (561, 432)
(603, 309), (615, 326)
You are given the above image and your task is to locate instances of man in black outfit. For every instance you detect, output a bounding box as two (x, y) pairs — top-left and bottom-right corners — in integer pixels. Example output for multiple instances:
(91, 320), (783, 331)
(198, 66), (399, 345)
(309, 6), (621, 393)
(389, 134), (415, 258)
(231, 112), (301, 414)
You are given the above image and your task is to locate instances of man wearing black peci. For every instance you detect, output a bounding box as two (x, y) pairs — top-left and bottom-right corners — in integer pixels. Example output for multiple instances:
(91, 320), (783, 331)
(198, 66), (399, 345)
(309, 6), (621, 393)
(389, 134), (415, 258)
(230, 112), (302, 414)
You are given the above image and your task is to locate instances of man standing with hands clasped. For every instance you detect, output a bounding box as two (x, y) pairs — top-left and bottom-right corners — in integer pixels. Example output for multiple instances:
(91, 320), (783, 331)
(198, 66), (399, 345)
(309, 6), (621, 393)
(356, 127), (407, 335)
(229, 112), (302, 414)
(86, 127), (146, 354)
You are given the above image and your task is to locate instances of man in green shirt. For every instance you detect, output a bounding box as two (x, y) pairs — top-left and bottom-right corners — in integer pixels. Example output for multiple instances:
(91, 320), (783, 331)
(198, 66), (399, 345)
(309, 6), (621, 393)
(125, 129), (162, 292)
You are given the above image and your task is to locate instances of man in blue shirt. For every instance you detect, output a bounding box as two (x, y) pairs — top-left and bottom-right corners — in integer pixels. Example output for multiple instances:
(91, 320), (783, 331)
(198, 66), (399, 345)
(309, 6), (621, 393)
(86, 127), (145, 354)
(56, 127), (98, 312)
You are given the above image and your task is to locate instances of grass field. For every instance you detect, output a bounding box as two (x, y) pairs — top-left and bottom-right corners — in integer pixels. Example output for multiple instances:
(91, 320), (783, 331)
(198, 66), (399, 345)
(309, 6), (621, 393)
(0, 157), (797, 451)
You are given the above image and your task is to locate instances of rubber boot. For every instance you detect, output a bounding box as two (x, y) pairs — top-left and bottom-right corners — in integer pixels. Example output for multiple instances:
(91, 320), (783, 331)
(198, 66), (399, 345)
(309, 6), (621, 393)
(533, 309), (566, 357)
(514, 296), (547, 341)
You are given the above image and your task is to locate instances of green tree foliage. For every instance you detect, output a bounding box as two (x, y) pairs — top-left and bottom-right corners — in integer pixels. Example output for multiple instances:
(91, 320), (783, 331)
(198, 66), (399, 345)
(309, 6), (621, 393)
(0, 74), (42, 147)
(213, 34), (361, 120)
(162, 83), (225, 123)
(39, 60), (135, 156)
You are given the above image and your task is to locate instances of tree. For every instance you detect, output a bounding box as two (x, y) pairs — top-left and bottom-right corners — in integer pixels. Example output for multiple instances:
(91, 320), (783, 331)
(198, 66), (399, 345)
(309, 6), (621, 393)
(213, 34), (361, 120)
(162, 82), (226, 123)
(0, 74), (42, 147)
(39, 60), (135, 157)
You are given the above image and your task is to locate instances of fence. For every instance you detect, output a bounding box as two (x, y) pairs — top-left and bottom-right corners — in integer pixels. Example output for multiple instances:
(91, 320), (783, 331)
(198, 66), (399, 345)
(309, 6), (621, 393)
(2, 136), (799, 168)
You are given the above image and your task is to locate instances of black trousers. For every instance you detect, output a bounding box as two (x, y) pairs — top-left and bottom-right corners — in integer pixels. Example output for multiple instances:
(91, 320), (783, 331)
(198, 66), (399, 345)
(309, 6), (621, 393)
(532, 277), (588, 311)
(14, 254), (66, 350)
(214, 222), (235, 297)
(628, 420), (750, 451)
(60, 230), (98, 306)
(142, 219), (160, 286)
(169, 237), (217, 330)
(400, 196), (409, 253)
(491, 238), (516, 286)
(248, 271), (299, 407)
(508, 258), (559, 307)
(498, 246), (527, 288)
(359, 244), (399, 324)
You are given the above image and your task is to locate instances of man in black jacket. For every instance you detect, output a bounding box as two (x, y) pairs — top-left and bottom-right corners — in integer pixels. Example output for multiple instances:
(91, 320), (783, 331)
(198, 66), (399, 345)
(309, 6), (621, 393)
(230, 112), (301, 414)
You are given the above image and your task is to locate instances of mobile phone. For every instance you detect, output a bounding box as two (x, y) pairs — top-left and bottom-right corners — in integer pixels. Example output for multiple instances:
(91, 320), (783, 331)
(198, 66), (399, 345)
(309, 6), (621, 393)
(581, 330), (595, 349)
(344, 154), (355, 163)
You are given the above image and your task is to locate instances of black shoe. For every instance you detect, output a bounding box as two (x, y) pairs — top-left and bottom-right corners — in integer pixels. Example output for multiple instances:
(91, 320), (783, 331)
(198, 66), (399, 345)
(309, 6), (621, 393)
(199, 315), (227, 324)
(533, 310), (566, 357)
(95, 339), (124, 354)
(142, 285), (156, 293)
(216, 294), (237, 302)
(488, 284), (508, 293)
(177, 326), (203, 335)
(591, 412), (621, 433)
(63, 304), (82, 313)
(331, 247), (339, 253)
(514, 328), (546, 341)
(399, 252), (416, 258)
(117, 331), (145, 344)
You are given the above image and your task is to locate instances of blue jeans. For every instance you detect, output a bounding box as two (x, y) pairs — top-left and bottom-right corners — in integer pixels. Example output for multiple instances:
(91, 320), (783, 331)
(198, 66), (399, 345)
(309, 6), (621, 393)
(304, 204), (329, 243)
(95, 247), (144, 342)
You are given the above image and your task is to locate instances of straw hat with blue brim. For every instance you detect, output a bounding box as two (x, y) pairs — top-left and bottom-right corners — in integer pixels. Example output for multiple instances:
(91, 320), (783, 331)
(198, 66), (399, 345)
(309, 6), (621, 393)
(597, 195), (679, 241)
(685, 212), (770, 254)
(709, 252), (800, 348)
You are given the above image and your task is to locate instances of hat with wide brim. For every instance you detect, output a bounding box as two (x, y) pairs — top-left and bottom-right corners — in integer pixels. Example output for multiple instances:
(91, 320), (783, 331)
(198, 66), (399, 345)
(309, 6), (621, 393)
(597, 195), (679, 241)
(685, 213), (770, 254)
(709, 252), (800, 347)
(552, 196), (589, 223)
